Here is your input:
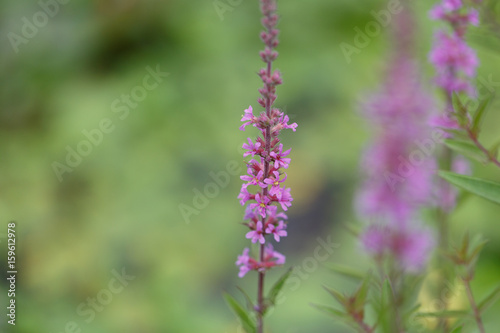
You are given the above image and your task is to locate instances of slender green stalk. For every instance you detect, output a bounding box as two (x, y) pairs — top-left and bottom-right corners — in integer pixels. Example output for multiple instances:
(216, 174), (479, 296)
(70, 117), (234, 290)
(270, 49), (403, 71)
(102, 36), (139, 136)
(463, 277), (486, 333)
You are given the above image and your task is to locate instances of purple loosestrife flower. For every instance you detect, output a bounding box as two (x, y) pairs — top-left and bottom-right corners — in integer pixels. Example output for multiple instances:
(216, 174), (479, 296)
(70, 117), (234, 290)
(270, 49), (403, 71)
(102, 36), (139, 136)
(430, 32), (478, 96)
(234, 0), (296, 281)
(240, 169), (266, 188)
(264, 171), (287, 196)
(235, 238), (286, 278)
(243, 138), (262, 157)
(270, 144), (291, 169)
(429, 0), (479, 98)
(356, 7), (436, 272)
(265, 220), (287, 242)
(361, 224), (435, 273)
(238, 186), (252, 206)
(246, 221), (266, 244)
(357, 60), (436, 224)
(429, 0), (481, 209)
(240, 106), (257, 131)
(249, 193), (271, 218)
(236, 248), (251, 278)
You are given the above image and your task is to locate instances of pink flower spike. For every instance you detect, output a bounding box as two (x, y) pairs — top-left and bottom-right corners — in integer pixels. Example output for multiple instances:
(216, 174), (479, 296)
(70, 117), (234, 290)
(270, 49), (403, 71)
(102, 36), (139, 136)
(246, 221), (266, 244)
(234, 0), (294, 281)
(429, 31), (478, 94)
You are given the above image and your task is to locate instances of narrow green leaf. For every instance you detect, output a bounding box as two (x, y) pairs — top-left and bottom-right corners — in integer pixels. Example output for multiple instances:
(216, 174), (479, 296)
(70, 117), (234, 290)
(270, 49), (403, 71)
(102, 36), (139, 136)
(450, 325), (464, 333)
(324, 263), (364, 281)
(354, 273), (372, 309)
(310, 303), (347, 319)
(406, 275), (425, 307)
(236, 286), (254, 311)
(267, 267), (293, 306)
(478, 285), (500, 313)
(416, 310), (470, 318)
(452, 93), (467, 116)
(439, 171), (500, 205)
(460, 232), (470, 260)
(471, 98), (491, 134)
(224, 293), (256, 333)
(467, 240), (488, 264)
(444, 139), (487, 162)
(452, 93), (469, 126)
(323, 285), (345, 305)
(489, 139), (500, 160)
(443, 128), (469, 140)
(373, 279), (392, 333)
(342, 221), (362, 237)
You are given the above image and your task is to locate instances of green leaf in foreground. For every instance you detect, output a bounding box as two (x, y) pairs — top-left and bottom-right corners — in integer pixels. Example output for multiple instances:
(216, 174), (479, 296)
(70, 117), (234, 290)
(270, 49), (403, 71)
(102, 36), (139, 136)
(267, 267), (293, 307)
(439, 171), (500, 205)
(325, 263), (364, 281)
(471, 97), (491, 135)
(478, 285), (500, 314)
(444, 139), (487, 162)
(224, 293), (256, 333)
(416, 310), (470, 318)
(310, 303), (347, 319)
(450, 325), (464, 333)
(236, 286), (254, 311)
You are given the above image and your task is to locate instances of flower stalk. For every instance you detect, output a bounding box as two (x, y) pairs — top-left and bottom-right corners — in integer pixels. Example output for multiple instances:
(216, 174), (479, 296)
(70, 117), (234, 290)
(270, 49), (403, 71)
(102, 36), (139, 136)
(463, 277), (486, 333)
(235, 1), (297, 332)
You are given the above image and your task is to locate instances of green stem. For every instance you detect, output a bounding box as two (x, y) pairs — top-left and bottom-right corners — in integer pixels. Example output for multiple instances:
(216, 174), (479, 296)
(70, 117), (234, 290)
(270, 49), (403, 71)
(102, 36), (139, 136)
(463, 277), (486, 333)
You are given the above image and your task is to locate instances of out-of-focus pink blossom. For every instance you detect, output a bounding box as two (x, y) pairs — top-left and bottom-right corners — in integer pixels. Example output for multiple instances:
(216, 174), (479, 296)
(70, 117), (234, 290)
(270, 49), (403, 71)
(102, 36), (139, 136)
(430, 31), (478, 95)
(361, 224), (435, 273)
(357, 6), (436, 272)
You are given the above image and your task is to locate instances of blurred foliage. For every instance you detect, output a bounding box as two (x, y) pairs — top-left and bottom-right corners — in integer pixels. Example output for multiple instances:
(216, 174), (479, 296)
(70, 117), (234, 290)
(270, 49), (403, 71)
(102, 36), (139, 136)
(1, 0), (500, 332)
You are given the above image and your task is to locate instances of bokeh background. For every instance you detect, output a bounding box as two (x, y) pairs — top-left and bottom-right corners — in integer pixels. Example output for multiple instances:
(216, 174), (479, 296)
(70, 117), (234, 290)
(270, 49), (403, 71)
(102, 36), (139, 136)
(1, 0), (500, 332)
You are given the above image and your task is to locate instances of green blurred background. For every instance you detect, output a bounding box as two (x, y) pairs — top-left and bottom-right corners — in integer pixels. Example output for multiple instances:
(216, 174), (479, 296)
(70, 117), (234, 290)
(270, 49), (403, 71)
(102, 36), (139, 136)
(1, 0), (500, 332)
